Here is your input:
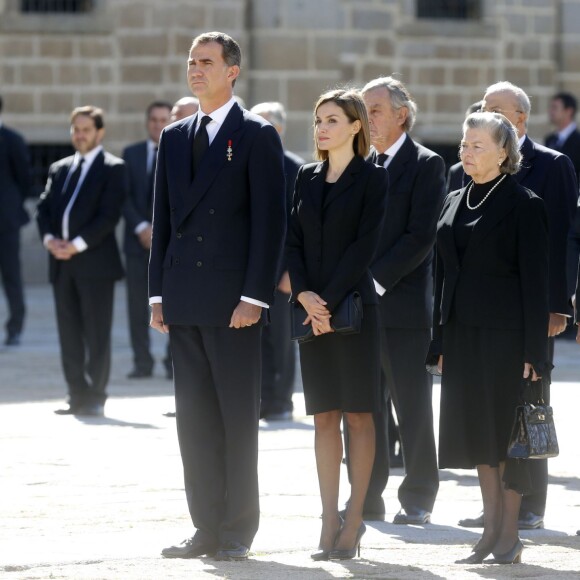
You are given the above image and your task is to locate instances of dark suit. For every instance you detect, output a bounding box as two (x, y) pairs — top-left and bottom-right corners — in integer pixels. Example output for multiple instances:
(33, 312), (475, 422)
(545, 128), (580, 303)
(36, 149), (127, 408)
(358, 136), (445, 514)
(0, 124), (32, 341)
(149, 103), (286, 548)
(445, 137), (578, 517)
(260, 149), (304, 417)
(122, 141), (170, 375)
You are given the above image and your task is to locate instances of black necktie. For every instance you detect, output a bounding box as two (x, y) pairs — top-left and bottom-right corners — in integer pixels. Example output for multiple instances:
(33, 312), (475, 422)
(376, 153), (389, 166)
(62, 157), (85, 201)
(192, 115), (211, 175)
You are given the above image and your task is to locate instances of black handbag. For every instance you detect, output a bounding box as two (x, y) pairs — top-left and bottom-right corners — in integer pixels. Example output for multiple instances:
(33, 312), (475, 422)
(291, 291), (363, 344)
(507, 378), (559, 460)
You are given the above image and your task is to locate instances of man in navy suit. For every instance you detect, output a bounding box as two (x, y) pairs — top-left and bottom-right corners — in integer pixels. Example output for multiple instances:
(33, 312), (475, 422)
(122, 100), (172, 379)
(0, 95), (32, 346)
(37, 106), (128, 417)
(456, 81), (578, 530)
(149, 32), (286, 561)
(346, 77), (445, 525)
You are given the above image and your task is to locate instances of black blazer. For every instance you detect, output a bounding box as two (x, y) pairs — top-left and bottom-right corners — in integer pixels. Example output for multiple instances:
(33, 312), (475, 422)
(369, 136), (446, 328)
(122, 140), (151, 255)
(545, 128), (580, 183)
(0, 125), (32, 232)
(149, 103), (287, 327)
(442, 137), (578, 314)
(286, 156), (388, 313)
(430, 175), (550, 369)
(36, 150), (127, 283)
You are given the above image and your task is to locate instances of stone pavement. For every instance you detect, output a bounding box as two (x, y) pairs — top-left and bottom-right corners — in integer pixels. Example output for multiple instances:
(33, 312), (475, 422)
(1, 284), (579, 579)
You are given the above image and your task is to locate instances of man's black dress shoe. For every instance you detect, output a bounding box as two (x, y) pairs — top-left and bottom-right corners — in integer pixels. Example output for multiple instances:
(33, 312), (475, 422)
(393, 507), (431, 525)
(127, 368), (153, 379)
(77, 403), (104, 417)
(518, 511), (544, 530)
(54, 405), (79, 416)
(339, 496), (385, 521)
(163, 411), (176, 418)
(5, 334), (21, 346)
(458, 511), (484, 528)
(576, 530), (579, 536)
(214, 540), (249, 561)
(161, 536), (217, 559)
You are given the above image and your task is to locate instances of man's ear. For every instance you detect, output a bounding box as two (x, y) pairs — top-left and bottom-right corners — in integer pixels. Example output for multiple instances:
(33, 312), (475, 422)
(397, 106), (408, 128)
(228, 65), (240, 84)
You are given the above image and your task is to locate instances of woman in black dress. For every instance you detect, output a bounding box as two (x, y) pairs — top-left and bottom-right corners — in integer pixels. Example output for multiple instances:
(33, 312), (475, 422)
(428, 112), (550, 565)
(286, 89), (387, 560)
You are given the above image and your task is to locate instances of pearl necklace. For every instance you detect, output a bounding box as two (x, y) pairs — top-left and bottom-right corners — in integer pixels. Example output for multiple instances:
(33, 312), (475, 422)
(466, 174), (507, 210)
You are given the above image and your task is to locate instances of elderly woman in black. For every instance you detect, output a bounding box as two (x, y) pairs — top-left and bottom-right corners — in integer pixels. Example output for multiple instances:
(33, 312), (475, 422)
(286, 89), (387, 560)
(428, 112), (550, 565)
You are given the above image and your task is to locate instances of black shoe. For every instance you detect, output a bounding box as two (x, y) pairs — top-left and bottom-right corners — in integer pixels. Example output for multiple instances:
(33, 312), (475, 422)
(262, 410), (292, 421)
(163, 411), (176, 418)
(127, 368), (152, 379)
(328, 523), (366, 560)
(576, 530), (580, 536)
(518, 511), (544, 530)
(77, 403), (104, 417)
(54, 405), (79, 416)
(161, 536), (217, 559)
(485, 539), (524, 564)
(339, 497), (385, 522)
(5, 333), (21, 346)
(458, 511), (484, 528)
(393, 507), (431, 525)
(214, 541), (249, 561)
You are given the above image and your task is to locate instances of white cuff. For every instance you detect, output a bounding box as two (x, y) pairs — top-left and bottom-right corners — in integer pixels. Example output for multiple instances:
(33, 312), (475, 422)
(241, 296), (269, 309)
(135, 221), (151, 234)
(43, 234), (55, 249)
(149, 296), (162, 305)
(71, 236), (88, 253)
(373, 278), (387, 296)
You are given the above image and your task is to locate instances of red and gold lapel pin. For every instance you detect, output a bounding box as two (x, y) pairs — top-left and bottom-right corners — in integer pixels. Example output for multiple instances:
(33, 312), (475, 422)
(226, 140), (233, 161)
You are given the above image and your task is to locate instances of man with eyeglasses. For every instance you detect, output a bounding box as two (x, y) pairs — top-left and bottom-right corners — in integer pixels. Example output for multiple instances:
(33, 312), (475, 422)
(454, 81), (578, 532)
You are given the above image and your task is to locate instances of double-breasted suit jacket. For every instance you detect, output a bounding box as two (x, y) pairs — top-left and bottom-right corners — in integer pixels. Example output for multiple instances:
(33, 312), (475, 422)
(37, 151), (126, 283)
(431, 176), (550, 369)
(149, 103), (286, 326)
(286, 156), (388, 314)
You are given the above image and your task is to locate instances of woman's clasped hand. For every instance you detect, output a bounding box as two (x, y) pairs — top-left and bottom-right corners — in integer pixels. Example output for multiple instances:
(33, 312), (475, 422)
(297, 291), (334, 335)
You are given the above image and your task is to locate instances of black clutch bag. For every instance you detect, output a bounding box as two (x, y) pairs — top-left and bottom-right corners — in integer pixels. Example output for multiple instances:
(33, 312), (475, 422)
(507, 377), (559, 460)
(291, 291), (363, 344)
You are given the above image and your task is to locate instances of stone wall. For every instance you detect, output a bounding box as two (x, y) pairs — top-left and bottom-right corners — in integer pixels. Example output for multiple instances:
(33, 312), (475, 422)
(1, 0), (579, 282)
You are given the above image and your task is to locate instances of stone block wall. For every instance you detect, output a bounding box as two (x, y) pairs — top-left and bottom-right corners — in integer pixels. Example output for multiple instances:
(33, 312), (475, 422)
(1, 0), (580, 282)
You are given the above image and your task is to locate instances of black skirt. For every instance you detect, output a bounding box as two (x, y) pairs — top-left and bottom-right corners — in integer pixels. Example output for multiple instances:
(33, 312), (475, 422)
(298, 305), (381, 415)
(439, 317), (531, 492)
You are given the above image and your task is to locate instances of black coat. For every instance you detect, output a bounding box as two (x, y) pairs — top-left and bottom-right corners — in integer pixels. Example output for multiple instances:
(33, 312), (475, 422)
(36, 150), (127, 283)
(369, 136), (446, 328)
(149, 103), (287, 326)
(430, 175), (550, 370)
(122, 141), (152, 256)
(286, 156), (388, 313)
(443, 137), (578, 314)
(545, 128), (580, 183)
(0, 125), (32, 232)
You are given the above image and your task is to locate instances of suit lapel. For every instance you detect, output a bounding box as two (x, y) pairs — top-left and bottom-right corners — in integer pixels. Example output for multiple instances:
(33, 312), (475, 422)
(386, 134), (413, 189)
(514, 136), (535, 184)
(438, 188), (464, 269)
(177, 104), (244, 226)
(307, 161), (326, 214)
